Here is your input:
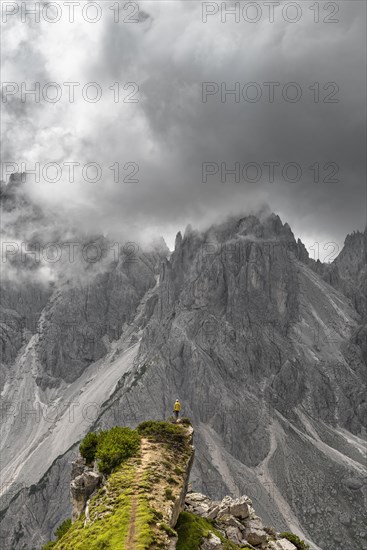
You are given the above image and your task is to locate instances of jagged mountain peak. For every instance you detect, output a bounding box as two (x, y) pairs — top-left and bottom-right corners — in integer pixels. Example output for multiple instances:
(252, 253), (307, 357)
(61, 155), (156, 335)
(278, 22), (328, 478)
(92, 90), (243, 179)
(1, 207), (366, 549)
(174, 231), (183, 250)
(176, 212), (298, 250)
(339, 229), (365, 257)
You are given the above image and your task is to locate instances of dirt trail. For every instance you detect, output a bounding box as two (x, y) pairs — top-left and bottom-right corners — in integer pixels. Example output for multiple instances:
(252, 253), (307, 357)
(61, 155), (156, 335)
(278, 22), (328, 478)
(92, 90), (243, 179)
(125, 438), (159, 549)
(126, 492), (138, 549)
(124, 428), (191, 549)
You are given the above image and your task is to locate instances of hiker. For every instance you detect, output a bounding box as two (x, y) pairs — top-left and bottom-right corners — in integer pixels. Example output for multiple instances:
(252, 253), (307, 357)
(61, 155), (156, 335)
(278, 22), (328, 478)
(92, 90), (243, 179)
(173, 399), (181, 421)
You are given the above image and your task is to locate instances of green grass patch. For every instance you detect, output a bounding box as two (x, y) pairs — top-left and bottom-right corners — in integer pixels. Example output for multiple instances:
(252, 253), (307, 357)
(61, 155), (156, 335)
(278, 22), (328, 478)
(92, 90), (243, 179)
(280, 532), (310, 550)
(180, 417), (192, 426)
(79, 427), (141, 475)
(151, 509), (163, 521)
(160, 523), (177, 537)
(54, 519), (72, 540)
(53, 462), (136, 549)
(79, 432), (99, 465)
(137, 421), (188, 450)
(52, 457), (158, 549)
(175, 512), (241, 550)
(41, 518), (72, 549)
(167, 476), (178, 484)
(134, 498), (155, 549)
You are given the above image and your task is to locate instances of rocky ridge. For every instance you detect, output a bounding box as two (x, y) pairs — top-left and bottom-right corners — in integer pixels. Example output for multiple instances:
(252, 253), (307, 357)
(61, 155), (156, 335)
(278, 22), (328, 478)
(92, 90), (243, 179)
(48, 421), (195, 549)
(44, 421), (308, 550)
(185, 492), (304, 549)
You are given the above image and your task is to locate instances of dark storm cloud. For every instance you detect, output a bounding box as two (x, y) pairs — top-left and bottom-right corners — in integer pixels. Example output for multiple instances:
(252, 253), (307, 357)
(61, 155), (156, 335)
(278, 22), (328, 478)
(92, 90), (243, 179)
(1, 1), (366, 251)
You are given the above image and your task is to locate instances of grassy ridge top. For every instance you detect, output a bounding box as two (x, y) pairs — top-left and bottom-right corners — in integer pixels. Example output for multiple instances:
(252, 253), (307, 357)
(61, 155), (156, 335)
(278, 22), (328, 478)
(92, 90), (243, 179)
(176, 512), (250, 550)
(45, 421), (193, 550)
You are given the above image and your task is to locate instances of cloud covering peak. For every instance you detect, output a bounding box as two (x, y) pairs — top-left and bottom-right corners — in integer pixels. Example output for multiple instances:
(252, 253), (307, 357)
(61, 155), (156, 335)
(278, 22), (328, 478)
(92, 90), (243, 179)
(1, 0), (366, 252)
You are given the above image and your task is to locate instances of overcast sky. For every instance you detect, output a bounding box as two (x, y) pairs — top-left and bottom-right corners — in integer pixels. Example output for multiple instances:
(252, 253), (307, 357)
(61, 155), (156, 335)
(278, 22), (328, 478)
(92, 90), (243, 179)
(1, 0), (366, 258)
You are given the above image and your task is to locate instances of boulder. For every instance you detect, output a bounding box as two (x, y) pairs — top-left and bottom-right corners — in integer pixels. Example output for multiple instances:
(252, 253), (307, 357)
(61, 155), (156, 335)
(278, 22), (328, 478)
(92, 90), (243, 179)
(207, 505), (221, 519)
(245, 527), (268, 546)
(216, 507), (231, 519)
(185, 503), (211, 516)
(268, 539), (297, 550)
(70, 470), (102, 522)
(243, 517), (264, 531)
(229, 497), (251, 519)
(185, 492), (227, 520)
(217, 514), (244, 530)
(70, 457), (87, 479)
(224, 525), (242, 544)
(185, 492), (212, 516)
(186, 492), (210, 503)
(342, 477), (364, 491)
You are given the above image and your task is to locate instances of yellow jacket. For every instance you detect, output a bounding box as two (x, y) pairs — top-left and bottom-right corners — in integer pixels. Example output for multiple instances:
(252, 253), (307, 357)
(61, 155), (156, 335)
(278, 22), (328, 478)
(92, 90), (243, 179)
(174, 401), (181, 412)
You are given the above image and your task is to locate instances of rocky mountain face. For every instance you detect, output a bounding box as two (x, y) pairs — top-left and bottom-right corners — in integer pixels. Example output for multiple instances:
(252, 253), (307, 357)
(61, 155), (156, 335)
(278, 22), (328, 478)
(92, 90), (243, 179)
(323, 230), (366, 319)
(0, 178), (366, 549)
(1, 175), (168, 388)
(1, 174), (53, 389)
(304, 229), (367, 366)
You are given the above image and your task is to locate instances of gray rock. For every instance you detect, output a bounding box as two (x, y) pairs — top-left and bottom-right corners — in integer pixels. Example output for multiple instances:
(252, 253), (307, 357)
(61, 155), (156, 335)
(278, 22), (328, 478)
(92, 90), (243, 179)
(228, 496), (252, 519)
(243, 517), (264, 531)
(268, 538), (297, 550)
(70, 457), (87, 479)
(200, 532), (223, 549)
(186, 492), (209, 503)
(207, 505), (221, 519)
(224, 525), (242, 544)
(343, 477), (364, 491)
(217, 514), (244, 530)
(185, 492), (212, 516)
(70, 470), (102, 522)
(245, 527), (268, 546)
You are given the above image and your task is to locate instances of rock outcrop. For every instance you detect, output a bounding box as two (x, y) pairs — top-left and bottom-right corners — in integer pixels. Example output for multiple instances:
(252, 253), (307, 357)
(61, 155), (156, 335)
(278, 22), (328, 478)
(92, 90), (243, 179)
(70, 458), (102, 522)
(185, 492), (301, 549)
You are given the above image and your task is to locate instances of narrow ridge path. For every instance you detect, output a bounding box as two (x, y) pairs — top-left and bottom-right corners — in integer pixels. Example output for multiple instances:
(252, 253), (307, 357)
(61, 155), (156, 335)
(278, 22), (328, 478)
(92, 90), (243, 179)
(125, 439), (149, 549)
(126, 491), (138, 549)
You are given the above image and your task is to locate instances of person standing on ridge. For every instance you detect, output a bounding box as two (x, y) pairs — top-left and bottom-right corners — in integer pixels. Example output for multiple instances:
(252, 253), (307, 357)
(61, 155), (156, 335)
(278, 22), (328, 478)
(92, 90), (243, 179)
(173, 399), (181, 422)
